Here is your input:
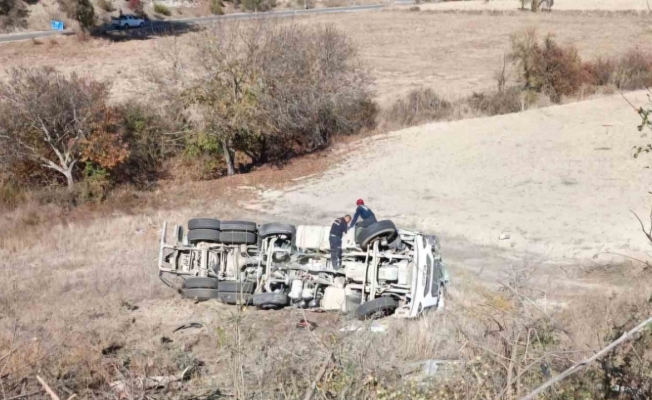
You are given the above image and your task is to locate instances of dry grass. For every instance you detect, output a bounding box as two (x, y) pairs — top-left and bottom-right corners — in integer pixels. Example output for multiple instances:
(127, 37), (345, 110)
(2, 207), (648, 399)
(2, 6), (652, 400)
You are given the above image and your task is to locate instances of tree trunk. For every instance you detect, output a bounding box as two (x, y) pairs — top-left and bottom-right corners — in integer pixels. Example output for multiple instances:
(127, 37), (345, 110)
(222, 140), (236, 176)
(63, 168), (74, 189)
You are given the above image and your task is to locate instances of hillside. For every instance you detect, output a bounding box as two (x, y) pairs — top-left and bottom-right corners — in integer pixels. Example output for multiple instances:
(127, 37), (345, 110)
(255, 91), (652, 263)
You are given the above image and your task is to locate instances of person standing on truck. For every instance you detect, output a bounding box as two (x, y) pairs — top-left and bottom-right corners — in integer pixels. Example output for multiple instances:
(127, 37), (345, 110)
(329, 214), (351, 270)
(349, 199), (377, 229)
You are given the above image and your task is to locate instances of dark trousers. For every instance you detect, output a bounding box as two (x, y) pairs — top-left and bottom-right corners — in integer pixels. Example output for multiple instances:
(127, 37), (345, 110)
(329, 236), (342, 269)
(356, 215), (377, 228)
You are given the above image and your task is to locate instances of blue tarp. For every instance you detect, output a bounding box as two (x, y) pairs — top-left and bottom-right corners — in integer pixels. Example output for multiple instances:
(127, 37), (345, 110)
(50, 20), (64, 31)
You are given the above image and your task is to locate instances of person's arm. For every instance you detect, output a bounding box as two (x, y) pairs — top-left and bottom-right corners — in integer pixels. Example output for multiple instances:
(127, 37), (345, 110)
(349, 207), (361, 228)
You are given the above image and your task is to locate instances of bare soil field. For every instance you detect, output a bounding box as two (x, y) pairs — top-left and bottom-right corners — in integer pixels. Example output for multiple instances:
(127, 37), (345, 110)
(1, 9), (651, 105)
(255, 90), (652, 263)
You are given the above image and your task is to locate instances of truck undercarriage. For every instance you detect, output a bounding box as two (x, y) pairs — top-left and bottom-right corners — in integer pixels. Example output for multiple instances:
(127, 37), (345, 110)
(158, 218), (449, 319)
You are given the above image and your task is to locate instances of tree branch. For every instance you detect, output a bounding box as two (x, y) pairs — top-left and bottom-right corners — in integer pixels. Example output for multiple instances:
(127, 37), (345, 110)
(519, 316), (652, 400)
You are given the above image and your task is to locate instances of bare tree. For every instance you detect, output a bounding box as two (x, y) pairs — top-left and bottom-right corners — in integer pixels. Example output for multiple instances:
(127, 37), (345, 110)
(180, 19), (375, 175)
(0, 67), (116, 188)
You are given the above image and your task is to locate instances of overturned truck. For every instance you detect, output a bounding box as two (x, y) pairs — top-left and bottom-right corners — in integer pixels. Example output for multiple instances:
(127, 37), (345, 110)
(158, 218), (449, 319)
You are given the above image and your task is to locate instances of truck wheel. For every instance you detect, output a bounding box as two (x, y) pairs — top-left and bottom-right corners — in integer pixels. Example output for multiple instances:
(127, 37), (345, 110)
(182, 288), (219, 301)
(219, 231), (257, 245)
(219, 221), (257, 232)
(259, 223), (295, 238)
(218, 292), (252, 305)
(253, 292), (289, 309)
(355, 297), (398, 320)
(183, 277), (218, 289)
(188, 218), (220, 230)
(188, 229), (220, 243)
(218, 281), (255, 294)
(358, 220), (398, 250)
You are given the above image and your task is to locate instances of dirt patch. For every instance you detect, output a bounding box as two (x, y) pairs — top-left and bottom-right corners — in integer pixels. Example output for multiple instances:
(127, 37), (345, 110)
(254, 91), (652, 262)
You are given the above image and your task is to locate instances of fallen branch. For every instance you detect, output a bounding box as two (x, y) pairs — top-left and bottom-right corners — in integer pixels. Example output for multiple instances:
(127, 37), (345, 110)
(302, 352), (333, 400)
(519, 315), (652, 400)
(110, 366), (193, 396)
(37, 375), (60, 400)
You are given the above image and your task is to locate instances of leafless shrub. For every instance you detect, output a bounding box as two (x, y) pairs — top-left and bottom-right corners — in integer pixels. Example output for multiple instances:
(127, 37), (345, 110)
(385, 87), (453, 128)
(582, 57), (616, 87)
(614, 50), (652, 90)
(467, 87), (525, 116)
(510, 29), (583, 103)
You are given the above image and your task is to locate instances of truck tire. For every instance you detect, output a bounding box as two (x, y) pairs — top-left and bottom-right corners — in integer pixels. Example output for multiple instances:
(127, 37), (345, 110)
(188, 229), (220, 243)
(182, 288), (219, 301)
(253, 292), (289, 309)
(183, 277), (218, 289)
(358, 220), (398, 250)
(219, 221), (257, 232)
(219, 231), (257, 245)
(259, 223), (295, 238)
(188, 218), (220, 230)
(355, 297), (399, 320)
(218, 281), (255, 294)
(346, 294), (362, 313)
(218, 292), (252, 305)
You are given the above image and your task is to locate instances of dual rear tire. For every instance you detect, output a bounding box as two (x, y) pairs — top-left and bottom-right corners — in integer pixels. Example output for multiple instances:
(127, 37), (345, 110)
(186, 218), (258, 245)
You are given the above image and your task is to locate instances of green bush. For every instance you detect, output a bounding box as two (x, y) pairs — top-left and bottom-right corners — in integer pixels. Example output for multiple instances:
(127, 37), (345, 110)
(0, 178), (24, 208)
(97, 0), (114, 12)
(153, 2), (171, 15)
(210, 0), (223, 14)
(79, 162), (111, 203)
(76, 0), (96, 30)
(240, 0), (275, 12)
(113, 102), (172, 187)
(0, 0), (28, 30)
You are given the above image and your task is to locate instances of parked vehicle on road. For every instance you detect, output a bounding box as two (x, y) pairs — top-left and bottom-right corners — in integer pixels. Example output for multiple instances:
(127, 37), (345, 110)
(111, 14), (145, 29)
(158, 218), (450, 319)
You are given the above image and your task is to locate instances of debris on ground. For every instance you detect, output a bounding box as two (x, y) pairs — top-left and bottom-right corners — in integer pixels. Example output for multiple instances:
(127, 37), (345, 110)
(296, 319), (317, 331)
(173, 322), (203, 332)
(339, 320), (388, 333)
(160, 336), (173, 344)
(402, 359), (459, 381)
(110, 367), (194, 398)
(121, 301), (139, 311)
(101, 343), (124, 356)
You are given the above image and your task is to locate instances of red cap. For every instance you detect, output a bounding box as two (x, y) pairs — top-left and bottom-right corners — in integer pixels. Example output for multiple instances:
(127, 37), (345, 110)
(356, 199), (364, 206)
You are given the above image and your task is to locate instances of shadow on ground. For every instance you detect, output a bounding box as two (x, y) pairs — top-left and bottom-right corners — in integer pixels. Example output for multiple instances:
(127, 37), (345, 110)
(94, 20), (200, 41)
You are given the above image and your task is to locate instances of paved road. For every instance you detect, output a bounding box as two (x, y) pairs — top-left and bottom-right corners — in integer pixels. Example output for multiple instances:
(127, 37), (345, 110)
(0, 1), (412, 43)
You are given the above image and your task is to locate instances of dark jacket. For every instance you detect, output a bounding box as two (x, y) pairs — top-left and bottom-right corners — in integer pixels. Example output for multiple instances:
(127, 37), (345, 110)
(329, 217), (349, 240)
(350, 205), (375, 227)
